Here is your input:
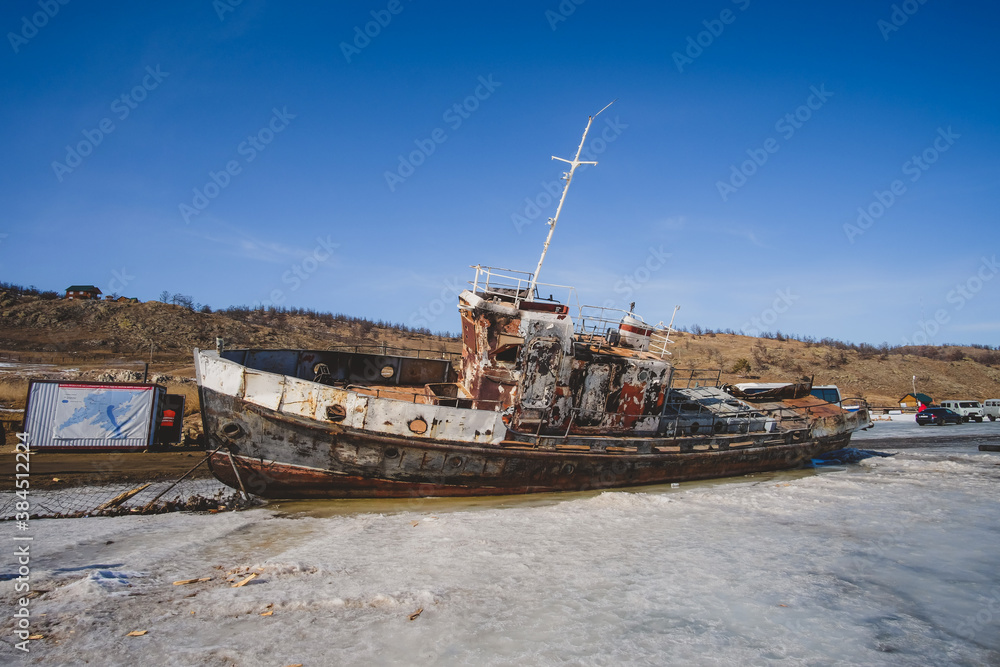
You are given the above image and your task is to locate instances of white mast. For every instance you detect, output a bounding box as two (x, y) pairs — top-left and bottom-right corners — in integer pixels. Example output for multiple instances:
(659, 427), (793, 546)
(526, 100), (616, 300)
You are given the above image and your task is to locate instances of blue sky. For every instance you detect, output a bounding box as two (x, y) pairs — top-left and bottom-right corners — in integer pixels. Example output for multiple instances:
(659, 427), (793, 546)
(2, 1), (998, 345)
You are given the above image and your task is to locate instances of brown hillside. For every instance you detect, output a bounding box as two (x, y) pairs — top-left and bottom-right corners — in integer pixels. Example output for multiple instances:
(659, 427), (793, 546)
(1, 293), (998, 410)
(668, 331), (1000, 407)
(0, 295), (457, 361)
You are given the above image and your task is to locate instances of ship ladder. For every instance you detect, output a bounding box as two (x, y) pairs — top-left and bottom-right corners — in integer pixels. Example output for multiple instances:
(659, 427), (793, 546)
(649, 324), (675, 359)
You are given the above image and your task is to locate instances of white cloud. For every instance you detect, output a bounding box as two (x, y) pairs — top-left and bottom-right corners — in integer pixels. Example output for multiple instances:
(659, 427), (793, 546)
(184, 222), (306, 264)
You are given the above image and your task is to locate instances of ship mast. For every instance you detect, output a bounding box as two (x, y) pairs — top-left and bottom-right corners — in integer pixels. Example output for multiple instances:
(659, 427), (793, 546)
(526, 100), (616, 301)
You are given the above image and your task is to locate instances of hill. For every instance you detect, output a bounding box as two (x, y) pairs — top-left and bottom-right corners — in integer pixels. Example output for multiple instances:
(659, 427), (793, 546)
(667, 331), (1000, 407)
(1, 291), (999, 412)
(0, 292), (457, 361)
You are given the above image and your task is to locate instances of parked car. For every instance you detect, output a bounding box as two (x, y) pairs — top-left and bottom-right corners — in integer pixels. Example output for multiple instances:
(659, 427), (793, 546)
(915, 408), (964, 426)
(983, 399), (1000, 422)
(939, 400), (985, 422)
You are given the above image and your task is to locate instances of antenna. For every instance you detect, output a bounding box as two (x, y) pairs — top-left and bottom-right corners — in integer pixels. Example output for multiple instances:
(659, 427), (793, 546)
(526, 100), (616, 300)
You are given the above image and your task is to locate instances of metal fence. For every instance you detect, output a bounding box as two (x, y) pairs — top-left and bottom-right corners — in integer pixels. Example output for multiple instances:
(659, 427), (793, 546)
(2, 445), (256, 521)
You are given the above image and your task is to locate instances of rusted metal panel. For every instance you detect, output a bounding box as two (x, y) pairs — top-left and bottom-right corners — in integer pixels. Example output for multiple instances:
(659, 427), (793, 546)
(243, 370), (284, 411)
(279, 379), (323, 421)
(203, 395), (854, 499)
(359, 394), (504, 444)
(519, 337), (562, 410)
(201, 352), (245, 398)
(244, 350), (299, 377)
(398, 358), (451, 385)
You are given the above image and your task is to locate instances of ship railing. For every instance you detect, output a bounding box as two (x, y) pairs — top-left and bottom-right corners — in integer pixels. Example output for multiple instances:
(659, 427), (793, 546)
(519, 374), (848, 445)
(343, 384), (506, 409)
(672, 368), (723, 389)
(521, 402), (784, 448)
(789, 395), (871, 414)
(574, 307), (677, 358)
(648, 323), (676, 359)
(574, 306), (638, 349)
(469, 265), (579, 311)
(326, 344), (462, 361)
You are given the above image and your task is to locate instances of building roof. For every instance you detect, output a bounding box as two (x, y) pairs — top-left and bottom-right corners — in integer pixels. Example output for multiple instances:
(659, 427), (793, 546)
(65, 285), (102, 293)
(899, 392), (933, 404)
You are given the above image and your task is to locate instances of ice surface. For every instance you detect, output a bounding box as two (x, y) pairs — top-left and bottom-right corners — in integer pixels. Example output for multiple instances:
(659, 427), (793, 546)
(2, 436), (999, 665)
(855, 414), (996, 440)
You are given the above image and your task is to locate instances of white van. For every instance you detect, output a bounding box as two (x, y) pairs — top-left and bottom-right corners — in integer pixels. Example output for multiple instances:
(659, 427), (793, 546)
(983, 399), (1000, 422)
(939, 400), (985, 422)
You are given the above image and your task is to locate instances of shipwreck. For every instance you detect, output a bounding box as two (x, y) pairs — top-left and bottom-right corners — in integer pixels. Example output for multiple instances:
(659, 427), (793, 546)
(195, 107), (872, 499)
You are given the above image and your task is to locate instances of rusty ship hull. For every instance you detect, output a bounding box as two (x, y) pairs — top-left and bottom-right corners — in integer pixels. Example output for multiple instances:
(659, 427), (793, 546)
(202, 390), (854, 499)
(195, 335), (870, 500)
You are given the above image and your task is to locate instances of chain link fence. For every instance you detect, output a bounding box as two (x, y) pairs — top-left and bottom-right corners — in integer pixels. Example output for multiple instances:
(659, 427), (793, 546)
(1, 478), (252, 520)
(2, 446), (258, 520)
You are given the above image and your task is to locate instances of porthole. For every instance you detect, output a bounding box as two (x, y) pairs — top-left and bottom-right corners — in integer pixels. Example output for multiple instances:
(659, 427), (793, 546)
(408, 418), (428, 435)
(380, 365), (395, 378)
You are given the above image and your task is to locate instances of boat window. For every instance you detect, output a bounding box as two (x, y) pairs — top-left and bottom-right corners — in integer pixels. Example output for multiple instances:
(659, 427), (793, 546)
(810, 388), (840, 404)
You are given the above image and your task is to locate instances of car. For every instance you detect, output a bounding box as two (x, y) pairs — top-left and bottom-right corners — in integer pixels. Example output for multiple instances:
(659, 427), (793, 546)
(915, 407), (964, 426)
(939, 400), (985, 422)
(983, 399), (1000, 422)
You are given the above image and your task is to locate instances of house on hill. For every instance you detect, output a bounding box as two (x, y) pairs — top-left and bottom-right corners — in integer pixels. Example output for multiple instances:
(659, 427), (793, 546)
(899, 393), (933, 408)
(65, 285), (102, 300)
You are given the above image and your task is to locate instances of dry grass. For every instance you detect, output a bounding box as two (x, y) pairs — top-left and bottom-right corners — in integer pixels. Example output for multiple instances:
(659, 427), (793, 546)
(162, 380), (201, 416)
(670, 331), (1000, 407)
(0, 377), (29, 409)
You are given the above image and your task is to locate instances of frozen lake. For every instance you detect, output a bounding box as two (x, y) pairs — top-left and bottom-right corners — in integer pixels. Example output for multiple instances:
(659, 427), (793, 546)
(3, 422), (1000, 665)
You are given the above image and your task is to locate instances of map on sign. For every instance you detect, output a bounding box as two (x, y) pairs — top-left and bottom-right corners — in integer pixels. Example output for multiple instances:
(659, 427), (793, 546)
(54, 385), (154, 441)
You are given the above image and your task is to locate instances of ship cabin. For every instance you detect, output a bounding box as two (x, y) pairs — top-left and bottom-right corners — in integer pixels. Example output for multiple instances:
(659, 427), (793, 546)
(214, 266), (784, 445)
(456, 265), (770, 439)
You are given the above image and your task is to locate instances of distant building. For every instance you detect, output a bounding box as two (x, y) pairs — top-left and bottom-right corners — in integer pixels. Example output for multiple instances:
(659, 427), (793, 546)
(65, 285), (102, 300)
(899, 392), (933, 408)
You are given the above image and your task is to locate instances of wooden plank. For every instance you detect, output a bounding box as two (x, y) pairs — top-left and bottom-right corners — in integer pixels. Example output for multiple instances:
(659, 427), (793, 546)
(94, 483), (152, 512)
